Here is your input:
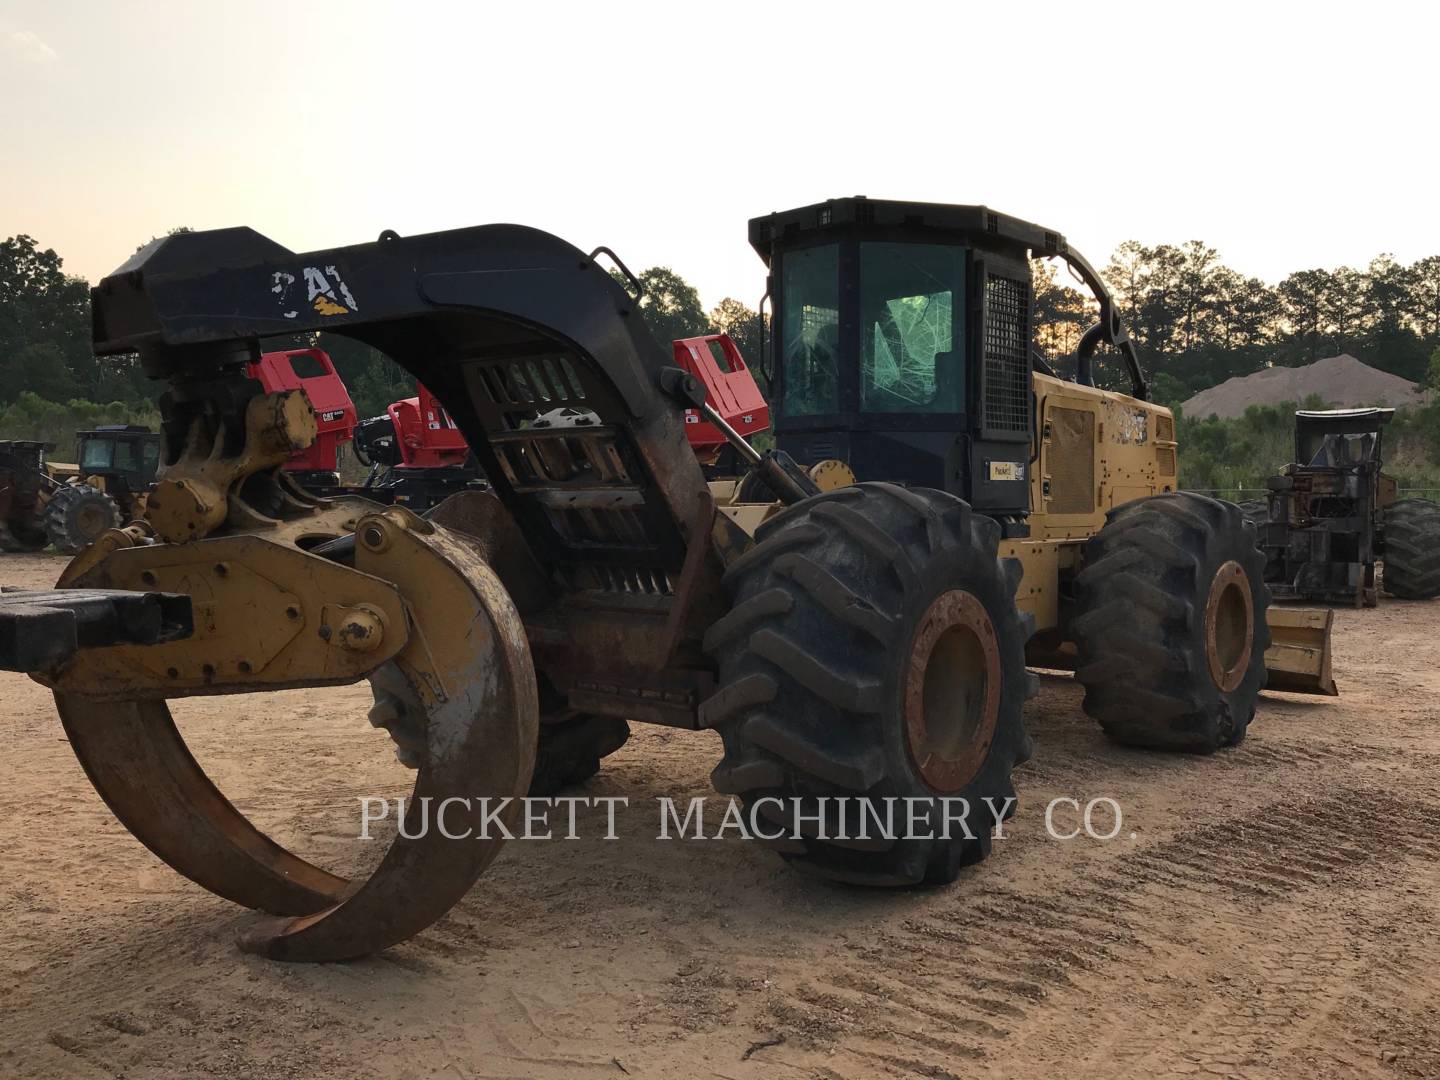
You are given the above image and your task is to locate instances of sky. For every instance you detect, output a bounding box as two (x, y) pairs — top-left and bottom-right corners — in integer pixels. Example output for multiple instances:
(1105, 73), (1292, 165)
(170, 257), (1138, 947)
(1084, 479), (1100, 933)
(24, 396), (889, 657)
(1, 0), (1436, 308)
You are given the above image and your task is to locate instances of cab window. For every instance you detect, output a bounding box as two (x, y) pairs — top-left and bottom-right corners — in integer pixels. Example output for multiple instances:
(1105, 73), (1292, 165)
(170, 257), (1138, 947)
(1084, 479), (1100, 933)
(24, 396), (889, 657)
(779, 244), (840, 416)
(859, 243), (965, 413)
(80, 439), (113, 470)
(113, 439), (140, 473)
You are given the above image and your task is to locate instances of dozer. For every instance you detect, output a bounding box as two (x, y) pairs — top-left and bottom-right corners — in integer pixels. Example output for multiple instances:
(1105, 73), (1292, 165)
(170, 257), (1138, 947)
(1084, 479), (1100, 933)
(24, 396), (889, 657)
(0, 200), (1329, 963)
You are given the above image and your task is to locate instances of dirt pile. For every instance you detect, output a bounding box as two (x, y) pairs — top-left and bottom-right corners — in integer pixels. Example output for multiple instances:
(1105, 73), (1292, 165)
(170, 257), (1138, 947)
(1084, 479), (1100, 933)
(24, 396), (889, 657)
(1181, 353), (1432, 420)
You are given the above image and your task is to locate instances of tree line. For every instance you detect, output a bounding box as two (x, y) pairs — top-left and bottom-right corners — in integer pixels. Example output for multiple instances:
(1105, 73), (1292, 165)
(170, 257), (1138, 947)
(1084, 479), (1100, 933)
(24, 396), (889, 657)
(1034, 243), (1440, 406)
(3, 230), (1438, 423)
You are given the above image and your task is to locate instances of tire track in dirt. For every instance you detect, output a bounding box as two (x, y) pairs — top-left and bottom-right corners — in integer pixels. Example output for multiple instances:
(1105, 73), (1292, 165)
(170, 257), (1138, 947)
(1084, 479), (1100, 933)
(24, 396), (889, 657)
(745, 784), (1440, 1079)
(5, 550), (1440, 1079)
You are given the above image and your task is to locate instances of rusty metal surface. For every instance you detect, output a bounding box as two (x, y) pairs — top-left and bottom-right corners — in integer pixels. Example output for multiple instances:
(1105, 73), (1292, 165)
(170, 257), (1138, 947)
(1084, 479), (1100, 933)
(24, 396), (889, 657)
(238, 517), (538, 961)
(566, 666), (714, 729)
(41, 531), (410, 699)
(425, 490), (554, 617)
(55, 696), (349, 915)
(903, 590), (1001, 792)
(1204, 560), (1254, 693)
(53, 515), (538, 962)
(658, 491), (717, 667)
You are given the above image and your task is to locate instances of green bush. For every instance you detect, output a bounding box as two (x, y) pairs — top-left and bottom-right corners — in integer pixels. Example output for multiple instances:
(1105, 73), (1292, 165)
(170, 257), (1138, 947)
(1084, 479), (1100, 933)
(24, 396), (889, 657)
(0, 392), (161, 455)
(1177, 397), (1440, 500)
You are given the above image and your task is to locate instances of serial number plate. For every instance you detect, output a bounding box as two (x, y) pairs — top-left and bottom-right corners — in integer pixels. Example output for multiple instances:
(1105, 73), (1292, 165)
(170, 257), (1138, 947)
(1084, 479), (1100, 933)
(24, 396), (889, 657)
(989, 461), (1025, 482)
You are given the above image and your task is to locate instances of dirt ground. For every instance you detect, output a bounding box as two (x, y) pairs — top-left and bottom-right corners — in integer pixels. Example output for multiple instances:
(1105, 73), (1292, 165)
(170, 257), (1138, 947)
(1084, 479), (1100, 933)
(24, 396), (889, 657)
(2, 551), (1438, 1080)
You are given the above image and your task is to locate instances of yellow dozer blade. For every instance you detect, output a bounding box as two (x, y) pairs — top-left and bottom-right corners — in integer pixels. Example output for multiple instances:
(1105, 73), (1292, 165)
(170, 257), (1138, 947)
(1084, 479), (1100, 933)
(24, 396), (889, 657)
(1262, 606), (1338, 696)
(1025, 607), (1337, 696)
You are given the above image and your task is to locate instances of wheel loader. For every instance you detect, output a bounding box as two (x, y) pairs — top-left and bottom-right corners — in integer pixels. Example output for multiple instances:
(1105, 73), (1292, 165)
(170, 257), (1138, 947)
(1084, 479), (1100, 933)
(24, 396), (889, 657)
(0, 199), (1330, 963)
(43, 425), (162, 553)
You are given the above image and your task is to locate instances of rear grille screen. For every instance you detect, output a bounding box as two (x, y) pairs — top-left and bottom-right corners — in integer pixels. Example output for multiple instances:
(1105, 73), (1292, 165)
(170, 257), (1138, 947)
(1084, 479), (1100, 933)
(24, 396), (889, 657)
(983, 275), (1032, 435)
(463, 349), (680, 596)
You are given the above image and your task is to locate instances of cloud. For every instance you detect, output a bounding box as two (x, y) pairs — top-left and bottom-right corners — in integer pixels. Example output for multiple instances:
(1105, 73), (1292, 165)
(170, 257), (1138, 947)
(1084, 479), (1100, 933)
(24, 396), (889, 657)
(5, 29), (58, 64)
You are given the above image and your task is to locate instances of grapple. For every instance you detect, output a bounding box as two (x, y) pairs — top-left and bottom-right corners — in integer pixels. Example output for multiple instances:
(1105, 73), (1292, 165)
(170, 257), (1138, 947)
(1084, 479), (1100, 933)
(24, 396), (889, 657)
(44, 502), (537, 962)
(0, 223), (730, 961)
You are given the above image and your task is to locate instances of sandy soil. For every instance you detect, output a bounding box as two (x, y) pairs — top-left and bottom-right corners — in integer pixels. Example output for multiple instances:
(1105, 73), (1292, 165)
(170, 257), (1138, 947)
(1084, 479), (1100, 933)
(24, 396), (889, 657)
(2, 551), (1438, 1080)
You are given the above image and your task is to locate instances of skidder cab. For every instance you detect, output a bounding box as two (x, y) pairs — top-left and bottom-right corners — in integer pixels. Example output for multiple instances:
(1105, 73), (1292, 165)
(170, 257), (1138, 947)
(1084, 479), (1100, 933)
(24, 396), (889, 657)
(751, 197), (1160, 523)
(745, 197), (1320, 745)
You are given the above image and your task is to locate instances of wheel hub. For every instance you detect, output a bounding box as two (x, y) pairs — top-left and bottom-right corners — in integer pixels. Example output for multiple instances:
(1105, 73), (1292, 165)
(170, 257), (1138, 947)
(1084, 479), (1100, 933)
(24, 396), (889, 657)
(903, 589), (1001, 792)
(1204, 560), (1253, 692)
(75, 502), (111, 540)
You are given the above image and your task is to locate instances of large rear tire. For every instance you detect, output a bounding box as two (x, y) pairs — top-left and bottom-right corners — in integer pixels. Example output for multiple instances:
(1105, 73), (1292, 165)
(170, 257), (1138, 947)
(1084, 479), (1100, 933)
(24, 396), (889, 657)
(1071, 493), (1270, 752)
(44, 484), (122, 554)
(1381, 499), (1440, 599)
(702, 483), (1034, 886)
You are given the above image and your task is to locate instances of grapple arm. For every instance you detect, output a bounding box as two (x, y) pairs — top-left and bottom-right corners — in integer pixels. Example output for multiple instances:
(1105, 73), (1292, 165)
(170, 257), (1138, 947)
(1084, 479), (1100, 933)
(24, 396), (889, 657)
(0, 587), (192, 671)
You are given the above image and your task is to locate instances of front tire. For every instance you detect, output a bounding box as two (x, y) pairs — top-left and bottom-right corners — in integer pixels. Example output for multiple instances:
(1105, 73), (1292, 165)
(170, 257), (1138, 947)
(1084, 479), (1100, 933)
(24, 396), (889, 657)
(1071, 493), (1270, 752)
(44, 484), (122, 554)
(702, 483), (1034, 886)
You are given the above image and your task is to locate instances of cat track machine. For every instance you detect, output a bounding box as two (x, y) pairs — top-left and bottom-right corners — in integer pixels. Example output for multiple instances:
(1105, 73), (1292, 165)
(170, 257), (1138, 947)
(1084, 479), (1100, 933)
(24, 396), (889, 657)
(0, 200), (1328, 963)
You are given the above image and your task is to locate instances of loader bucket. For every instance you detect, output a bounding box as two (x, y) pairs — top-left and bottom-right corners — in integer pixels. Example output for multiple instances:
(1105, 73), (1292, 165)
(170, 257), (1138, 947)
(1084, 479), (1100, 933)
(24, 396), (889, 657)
(1262, 606), (1338, 696)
